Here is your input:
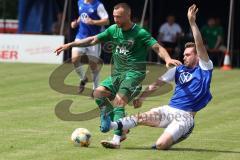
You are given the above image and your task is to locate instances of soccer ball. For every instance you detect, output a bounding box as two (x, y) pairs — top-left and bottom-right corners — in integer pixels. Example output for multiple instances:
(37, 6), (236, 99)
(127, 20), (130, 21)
(71, 128), (91, 147)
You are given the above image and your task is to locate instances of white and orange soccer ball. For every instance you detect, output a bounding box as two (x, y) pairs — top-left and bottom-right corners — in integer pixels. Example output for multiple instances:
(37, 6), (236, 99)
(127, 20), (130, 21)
(71, 128), (91, 147)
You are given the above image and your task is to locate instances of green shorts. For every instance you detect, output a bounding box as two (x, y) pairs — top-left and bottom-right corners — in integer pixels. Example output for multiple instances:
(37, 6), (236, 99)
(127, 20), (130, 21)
(100, 72), (145, 102)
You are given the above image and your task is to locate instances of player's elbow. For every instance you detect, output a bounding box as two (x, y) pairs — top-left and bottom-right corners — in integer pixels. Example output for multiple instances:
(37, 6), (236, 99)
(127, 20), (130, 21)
(102, 18), (110, 25)
(105, 19), (110, 25)
(88, 36), (98, 46)
(148, 84), (158, 91)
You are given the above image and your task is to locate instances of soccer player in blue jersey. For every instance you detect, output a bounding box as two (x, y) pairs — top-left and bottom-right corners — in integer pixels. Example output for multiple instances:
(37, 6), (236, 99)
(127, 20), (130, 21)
(71, 0), (109, 94)
(100, 4), (213, 149)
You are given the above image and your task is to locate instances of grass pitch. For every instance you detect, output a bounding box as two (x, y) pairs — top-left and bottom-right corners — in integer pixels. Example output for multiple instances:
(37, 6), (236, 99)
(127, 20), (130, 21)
(0, 63), (240, 160)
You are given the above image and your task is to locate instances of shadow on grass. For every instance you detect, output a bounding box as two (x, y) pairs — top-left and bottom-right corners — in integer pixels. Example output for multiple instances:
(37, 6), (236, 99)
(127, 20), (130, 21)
(122, 146), (240, 154)
(170, 147), (240, 154)
(123, 146), (154, 150)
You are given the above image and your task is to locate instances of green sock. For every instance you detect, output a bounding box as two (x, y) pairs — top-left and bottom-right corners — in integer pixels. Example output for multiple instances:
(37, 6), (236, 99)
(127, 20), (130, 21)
(113, 107), (125, 136)
(95, 97), (114, 119)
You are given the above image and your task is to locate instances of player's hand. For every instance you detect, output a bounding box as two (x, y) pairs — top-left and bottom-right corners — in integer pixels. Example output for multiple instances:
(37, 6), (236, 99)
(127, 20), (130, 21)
(165, 58), (182, 68)
(133, 98), (143, 109)
(71, 20), (79, 28)
(85, 17), (95, 25)
(188, 4), (198, 23)
(54, 43), (71, 55)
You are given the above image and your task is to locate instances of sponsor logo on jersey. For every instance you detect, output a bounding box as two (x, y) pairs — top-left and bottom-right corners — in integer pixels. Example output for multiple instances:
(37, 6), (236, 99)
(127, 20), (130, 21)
(115, 40), (134, 55)
(179, 72), (192, 84)
(80, 13), (89, 23)
(116, 46), (129, 55)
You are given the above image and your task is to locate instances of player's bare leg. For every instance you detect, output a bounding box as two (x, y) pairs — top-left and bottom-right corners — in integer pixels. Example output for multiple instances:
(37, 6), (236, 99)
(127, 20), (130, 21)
(93, 86), (112, 98)
(152, 132), (173, 150)
(101, 110), (170, 149)
(72, 51), (88, 93)
(133, 111), (174, 150)
(88, 58), (100, 98)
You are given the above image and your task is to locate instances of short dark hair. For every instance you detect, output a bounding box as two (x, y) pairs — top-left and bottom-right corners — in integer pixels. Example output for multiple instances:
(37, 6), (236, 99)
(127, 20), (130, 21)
(185, 42), (197, 54)
(114, 3), (131, 14)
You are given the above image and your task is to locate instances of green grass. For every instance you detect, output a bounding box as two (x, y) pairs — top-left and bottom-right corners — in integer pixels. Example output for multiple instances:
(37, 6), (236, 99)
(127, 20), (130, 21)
(0, 63), (240, 160)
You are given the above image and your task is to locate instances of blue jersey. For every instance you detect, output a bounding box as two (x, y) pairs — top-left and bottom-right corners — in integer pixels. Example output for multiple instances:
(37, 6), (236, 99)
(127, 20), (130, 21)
(168, 60), (213, 112)
(76, 0), (103, 39)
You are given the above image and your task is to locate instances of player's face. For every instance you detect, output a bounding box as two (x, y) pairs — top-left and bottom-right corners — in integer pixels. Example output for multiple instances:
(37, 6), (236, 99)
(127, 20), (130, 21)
(113, 8), (129, 28)
(183, 47), (199, 68)
(208, 18), (216, 27)
(167, 16), (175, 25)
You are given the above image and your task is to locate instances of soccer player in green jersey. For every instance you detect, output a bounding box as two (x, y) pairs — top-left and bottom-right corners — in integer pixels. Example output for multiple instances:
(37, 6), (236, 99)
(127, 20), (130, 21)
(55, 3), (181, 148)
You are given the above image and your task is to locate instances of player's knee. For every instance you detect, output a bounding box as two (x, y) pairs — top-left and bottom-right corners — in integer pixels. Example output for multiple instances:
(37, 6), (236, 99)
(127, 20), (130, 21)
(93, 86), (110, 98)
(113, 96), (127, 106)
(155, 134), (173, 150)
(72, 57), (78, 64)
(114, 94), (129, 106)
(155, 141), (171, 150)
(93, 88), (102, 98)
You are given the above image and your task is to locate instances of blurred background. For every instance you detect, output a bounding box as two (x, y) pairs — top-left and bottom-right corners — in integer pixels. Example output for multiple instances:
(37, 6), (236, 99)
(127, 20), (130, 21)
(0, 0), (239, 67)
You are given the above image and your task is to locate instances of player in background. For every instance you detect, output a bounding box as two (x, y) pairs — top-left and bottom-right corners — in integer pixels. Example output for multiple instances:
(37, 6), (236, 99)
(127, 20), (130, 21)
(54, 3), (181, 148)
(101, 4), (213, 149)
(71, 0), (109, 95)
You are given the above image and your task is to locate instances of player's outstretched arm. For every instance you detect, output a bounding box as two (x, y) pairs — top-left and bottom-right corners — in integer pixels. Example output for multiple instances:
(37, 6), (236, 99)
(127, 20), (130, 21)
(151, 43), (182, 68)
(133, 66), (176, 108)
(188, 4), (209, 62)
(133, 79), (166, 108)
(54, 36), (100, 55)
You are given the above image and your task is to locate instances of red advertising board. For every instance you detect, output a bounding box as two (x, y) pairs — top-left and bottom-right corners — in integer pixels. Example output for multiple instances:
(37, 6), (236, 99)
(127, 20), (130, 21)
(0, 19), (18, 33)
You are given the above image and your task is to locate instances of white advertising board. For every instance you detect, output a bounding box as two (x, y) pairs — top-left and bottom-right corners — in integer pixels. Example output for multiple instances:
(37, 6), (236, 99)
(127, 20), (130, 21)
(0, 34), (64, 64)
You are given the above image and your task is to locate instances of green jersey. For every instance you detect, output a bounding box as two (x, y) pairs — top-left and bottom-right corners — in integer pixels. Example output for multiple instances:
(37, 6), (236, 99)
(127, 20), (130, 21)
(201, 25), (224, 49)
(97, 24), (157, 75)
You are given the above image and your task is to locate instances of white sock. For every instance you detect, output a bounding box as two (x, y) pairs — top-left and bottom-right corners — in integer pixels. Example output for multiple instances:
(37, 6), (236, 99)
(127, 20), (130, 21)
(121, 116), (138, 130)
(112, 134), (121, 144)
(92, 70), (99, 90)
(110, 116), (138, 131)
(110, 122), (118, 130)
(74, 64), (85, 80)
